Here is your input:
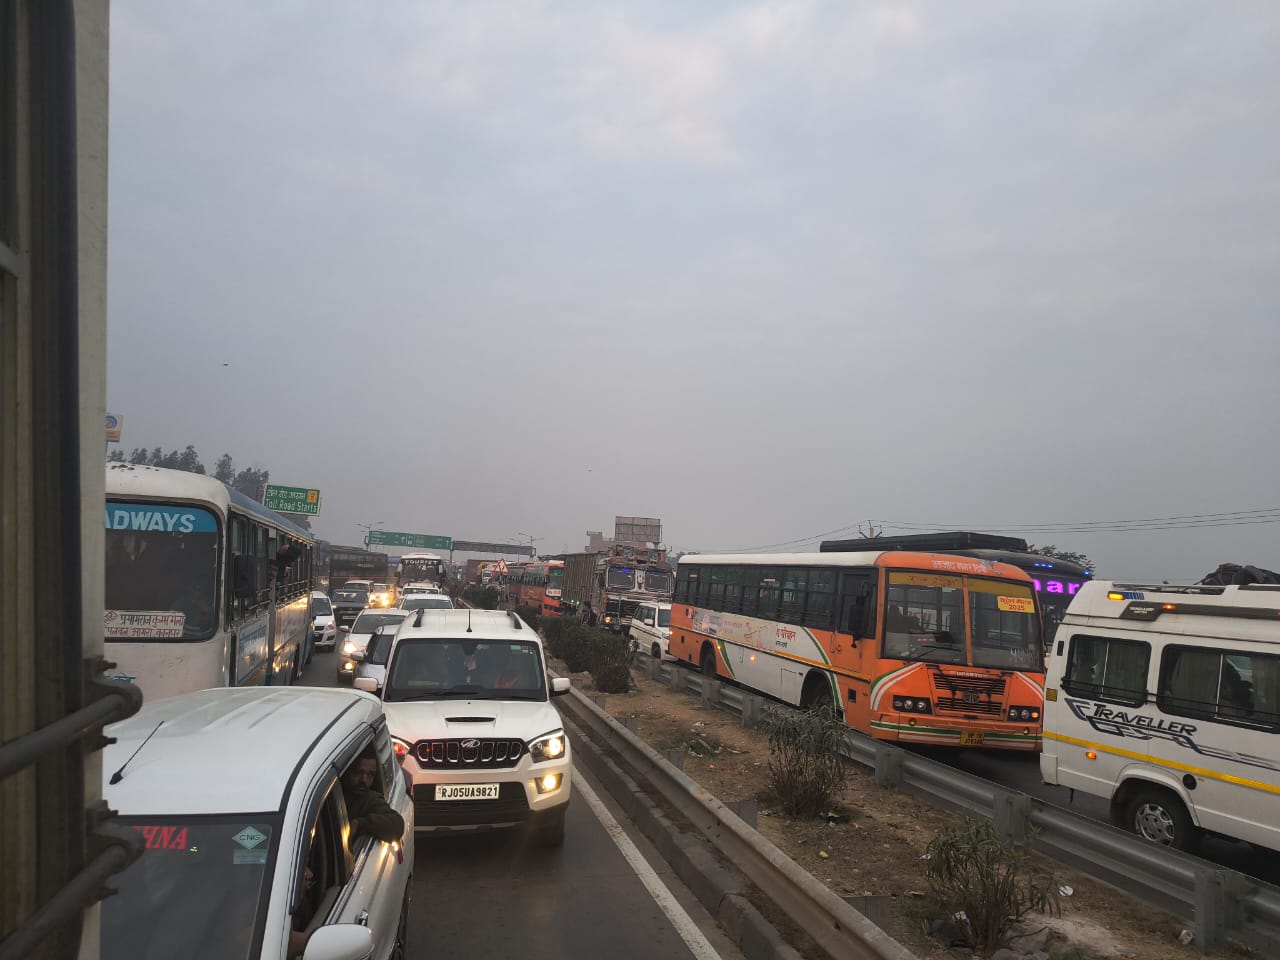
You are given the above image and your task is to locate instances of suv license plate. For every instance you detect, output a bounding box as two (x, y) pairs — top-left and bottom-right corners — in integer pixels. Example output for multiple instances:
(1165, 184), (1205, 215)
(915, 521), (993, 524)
(960, 731), (985, 747)
(435, 784), (500, 801)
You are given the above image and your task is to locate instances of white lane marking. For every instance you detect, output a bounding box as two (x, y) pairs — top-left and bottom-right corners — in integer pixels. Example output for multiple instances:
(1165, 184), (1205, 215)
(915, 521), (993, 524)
(575, 771), (723, 960)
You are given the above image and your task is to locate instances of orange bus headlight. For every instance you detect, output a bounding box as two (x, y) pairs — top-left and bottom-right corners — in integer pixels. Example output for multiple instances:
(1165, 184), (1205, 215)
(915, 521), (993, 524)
(892, 696), (932, 714)
(1007, 706), (1041, 722)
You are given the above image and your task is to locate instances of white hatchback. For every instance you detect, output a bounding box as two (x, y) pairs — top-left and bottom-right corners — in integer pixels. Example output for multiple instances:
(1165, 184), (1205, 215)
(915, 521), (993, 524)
(100, 687), (414, 960)
(357, 609), (572, 846)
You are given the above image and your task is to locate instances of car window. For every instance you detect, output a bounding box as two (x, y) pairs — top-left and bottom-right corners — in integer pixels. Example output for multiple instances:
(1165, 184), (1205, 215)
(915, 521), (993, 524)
(658, 607), (671, 628)
(312, 598), (332, 616)
(402, 597), (453, 610)
(102, 815), (281, 960)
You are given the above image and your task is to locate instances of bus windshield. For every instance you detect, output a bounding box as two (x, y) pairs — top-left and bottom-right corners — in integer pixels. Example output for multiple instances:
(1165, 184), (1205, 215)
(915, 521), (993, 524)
(968, 580), (1042, 671)
(549, 567), (564, 589)
(104, 501), (219, 640)
(883, 572), (966, 665)
(883, 571), (1041, 670)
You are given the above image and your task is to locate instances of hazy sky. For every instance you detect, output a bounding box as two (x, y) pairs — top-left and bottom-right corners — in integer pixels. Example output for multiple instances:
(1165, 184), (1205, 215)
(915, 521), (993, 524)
(107, 1), (1280, 581)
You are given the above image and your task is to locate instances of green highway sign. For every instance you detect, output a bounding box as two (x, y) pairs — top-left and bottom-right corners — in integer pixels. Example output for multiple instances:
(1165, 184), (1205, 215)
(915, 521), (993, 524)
(263, 484), (322, 516)
(367, 530), (452, 551)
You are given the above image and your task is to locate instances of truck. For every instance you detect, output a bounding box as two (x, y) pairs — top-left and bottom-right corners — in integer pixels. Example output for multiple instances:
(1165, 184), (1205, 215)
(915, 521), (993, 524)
(560, 544), (675, 632)
(321, 543), (390, 596)
(465, 558), (502, 585)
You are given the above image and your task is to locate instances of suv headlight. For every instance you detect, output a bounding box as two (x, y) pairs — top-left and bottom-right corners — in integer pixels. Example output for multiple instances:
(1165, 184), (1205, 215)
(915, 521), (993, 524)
(392, 737), (412, 763)
(529, 732), (566, 762)
(343, 640), (357, 654)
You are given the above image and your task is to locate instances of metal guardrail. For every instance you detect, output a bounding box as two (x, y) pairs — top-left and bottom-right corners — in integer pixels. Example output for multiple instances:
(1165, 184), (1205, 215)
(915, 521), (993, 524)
(636, 658), (1280, 954)
(559, 678), (918, 960)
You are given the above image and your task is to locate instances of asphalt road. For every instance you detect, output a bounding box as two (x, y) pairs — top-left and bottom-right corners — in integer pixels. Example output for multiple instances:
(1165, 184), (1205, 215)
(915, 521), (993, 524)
(299, 649), (742, 960)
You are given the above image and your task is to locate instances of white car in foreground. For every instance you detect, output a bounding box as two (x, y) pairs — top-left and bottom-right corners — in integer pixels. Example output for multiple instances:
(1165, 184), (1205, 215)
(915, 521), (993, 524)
(357, 609), (572, 846)
(100, 687), (414, 960)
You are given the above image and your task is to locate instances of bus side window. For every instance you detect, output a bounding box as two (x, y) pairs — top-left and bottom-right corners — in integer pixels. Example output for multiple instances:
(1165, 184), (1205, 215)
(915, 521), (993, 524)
(227, 515), (247, 623)
(805, 569), (835, 630)
(837, 572), (876, 639)
(740, 568), (760, 618)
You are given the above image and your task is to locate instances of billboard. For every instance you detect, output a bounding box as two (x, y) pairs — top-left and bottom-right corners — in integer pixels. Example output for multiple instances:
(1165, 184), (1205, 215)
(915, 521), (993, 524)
(615, 516), (662, 544)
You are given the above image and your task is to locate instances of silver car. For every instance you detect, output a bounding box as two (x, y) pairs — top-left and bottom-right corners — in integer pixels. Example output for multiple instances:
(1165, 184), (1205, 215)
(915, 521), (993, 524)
(338, 608), (407, 685)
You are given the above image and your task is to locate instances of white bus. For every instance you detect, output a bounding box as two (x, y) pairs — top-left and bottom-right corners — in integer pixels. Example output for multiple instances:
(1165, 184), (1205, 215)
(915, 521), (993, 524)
(105, 463), (315, 700)
(1042, 580), (1280, 853)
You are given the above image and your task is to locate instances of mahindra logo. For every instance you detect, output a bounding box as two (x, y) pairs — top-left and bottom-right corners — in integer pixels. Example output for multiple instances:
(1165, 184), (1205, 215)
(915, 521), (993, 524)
(461, 739), (481, 749)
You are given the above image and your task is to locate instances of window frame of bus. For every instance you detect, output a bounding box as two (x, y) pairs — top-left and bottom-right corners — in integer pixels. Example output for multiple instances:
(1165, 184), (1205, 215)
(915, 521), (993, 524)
(675, 563), (872, 637)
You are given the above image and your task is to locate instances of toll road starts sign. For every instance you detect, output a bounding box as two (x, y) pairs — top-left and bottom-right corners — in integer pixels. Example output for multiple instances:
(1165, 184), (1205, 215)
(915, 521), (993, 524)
(263, 484), (321, 516)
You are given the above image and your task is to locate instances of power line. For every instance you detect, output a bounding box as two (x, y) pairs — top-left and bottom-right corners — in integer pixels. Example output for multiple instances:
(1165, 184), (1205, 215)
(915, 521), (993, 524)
(711, 507), (1280, 553)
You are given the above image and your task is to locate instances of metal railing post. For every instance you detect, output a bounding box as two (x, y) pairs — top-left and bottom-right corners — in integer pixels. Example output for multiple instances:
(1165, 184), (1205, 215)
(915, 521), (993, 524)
(874, 744), (903, 789)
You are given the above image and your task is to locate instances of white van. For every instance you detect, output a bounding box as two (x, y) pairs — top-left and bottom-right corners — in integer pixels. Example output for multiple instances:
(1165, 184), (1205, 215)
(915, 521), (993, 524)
(629, 602), (673, 660)
(1041, 580), (1280, 853)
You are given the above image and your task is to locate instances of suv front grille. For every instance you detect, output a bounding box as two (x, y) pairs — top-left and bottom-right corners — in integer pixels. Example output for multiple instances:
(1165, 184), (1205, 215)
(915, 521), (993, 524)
(414, 738), (525, 769)
(932, 674), (1007, 715)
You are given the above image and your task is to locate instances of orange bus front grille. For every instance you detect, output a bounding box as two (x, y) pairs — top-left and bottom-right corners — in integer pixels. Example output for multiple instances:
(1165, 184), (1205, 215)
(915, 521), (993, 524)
(931, 674), (1007, 715)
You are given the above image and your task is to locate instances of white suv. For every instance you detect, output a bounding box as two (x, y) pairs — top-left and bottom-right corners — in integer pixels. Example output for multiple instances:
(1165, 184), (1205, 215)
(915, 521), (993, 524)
(629, 601), (673, 660)
(356, 609), (572, 846)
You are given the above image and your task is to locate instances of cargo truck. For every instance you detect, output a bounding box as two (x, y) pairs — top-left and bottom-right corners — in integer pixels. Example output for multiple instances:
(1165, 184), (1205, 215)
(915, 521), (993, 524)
(560, 544), (674, 632)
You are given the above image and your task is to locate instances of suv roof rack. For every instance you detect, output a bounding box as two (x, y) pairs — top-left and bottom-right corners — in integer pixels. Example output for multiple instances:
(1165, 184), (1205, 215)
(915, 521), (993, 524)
(508, 610), (523, 630)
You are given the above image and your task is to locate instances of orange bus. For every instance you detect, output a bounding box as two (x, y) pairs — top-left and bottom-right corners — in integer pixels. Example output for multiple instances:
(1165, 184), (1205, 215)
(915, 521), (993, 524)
(669, 552), (1045, 750)
(508, 560), (565, 618)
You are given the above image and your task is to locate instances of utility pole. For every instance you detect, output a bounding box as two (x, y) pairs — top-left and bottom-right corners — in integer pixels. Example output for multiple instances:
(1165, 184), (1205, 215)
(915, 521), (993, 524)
(358, 521), (384, 549)
(515, 531), (541, 558)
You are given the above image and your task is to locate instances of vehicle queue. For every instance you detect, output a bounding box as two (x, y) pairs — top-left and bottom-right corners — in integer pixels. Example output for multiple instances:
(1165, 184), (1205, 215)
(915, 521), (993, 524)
(98, 463), (1280, 959)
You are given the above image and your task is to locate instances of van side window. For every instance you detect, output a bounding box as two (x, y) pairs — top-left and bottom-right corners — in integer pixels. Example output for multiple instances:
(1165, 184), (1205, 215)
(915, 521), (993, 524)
(1062, 634), (1149, 706)
(1158, 647), (1280, 732)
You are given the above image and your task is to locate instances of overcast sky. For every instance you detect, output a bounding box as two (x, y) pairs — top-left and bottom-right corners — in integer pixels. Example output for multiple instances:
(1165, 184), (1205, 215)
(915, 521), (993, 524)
(107, 1), (1280, 581)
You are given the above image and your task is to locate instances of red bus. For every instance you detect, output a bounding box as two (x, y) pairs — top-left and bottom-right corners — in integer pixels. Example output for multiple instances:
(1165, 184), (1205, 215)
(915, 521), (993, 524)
(508, 560), (565, 618)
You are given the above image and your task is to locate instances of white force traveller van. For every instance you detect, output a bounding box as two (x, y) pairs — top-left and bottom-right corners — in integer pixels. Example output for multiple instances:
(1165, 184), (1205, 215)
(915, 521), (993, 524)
(1041, 580), (1280, 853)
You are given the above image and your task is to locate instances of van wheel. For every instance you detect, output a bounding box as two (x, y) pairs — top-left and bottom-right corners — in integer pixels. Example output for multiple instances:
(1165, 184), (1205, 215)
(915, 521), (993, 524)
(651, 642), (662, 660)
(700, 644), (718, 678)
(1126, 788), (1199, 851)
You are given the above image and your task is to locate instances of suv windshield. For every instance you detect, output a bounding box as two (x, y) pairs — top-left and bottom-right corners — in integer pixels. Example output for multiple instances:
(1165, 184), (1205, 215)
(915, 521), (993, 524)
(105, 501), (219, 640)
(312, 598), (332, 616)
(102, 815), (279, 960)
(385, 639), (546, 701)
(351, 612), (407, 635)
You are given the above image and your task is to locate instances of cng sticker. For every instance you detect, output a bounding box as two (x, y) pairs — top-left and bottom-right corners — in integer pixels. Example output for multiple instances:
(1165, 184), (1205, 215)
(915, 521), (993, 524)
(997, 596), (1035, 614)
(232, 826), (268, 849)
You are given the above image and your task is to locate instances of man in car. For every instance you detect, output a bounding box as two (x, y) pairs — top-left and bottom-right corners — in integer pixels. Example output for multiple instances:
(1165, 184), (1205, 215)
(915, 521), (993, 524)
(341, 748), (405, 846)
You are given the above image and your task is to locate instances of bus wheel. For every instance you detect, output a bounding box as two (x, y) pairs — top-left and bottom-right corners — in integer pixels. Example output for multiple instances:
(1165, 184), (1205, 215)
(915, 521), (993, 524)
(700, 644), (717, 678)
(1125, 787), (1200, 851)
(801, 674), (834, 712)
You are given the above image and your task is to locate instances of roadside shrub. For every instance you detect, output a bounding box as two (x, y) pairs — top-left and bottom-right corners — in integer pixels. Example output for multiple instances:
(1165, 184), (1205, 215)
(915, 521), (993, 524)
(558, 623), (593, 674)
(923, 817), (1059, 951)
(540, 616), (566, 658)
(588, 628), (633, 693)
(514, 604), (541, 631)
(463, 585), (500, 610)
(761, 704), (849, 817)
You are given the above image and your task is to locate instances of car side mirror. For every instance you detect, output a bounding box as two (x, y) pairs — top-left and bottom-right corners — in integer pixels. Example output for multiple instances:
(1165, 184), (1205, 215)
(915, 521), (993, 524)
(353, 677), (379, 695)
(233, 556), (256, 600)
(302, 923), (375, 960)
(550, 677), (571, 696)
(339, 625), (350, 633)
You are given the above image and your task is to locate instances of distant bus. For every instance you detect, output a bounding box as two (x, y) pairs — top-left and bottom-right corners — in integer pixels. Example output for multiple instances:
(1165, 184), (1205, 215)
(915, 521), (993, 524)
(669, 551), (1045, 751)
(822, 532), (1092, 645)
(507, 560), (565, 618)
(397, 551), (446, 590)
(105, 463), (315, 700)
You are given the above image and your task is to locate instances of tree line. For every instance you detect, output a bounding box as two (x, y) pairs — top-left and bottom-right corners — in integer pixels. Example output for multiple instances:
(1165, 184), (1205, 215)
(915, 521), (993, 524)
(107, 445), (309, 529)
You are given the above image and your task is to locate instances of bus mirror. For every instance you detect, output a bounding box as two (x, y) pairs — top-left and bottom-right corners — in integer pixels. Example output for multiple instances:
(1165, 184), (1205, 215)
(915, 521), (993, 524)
(233, 556), (255, 599)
